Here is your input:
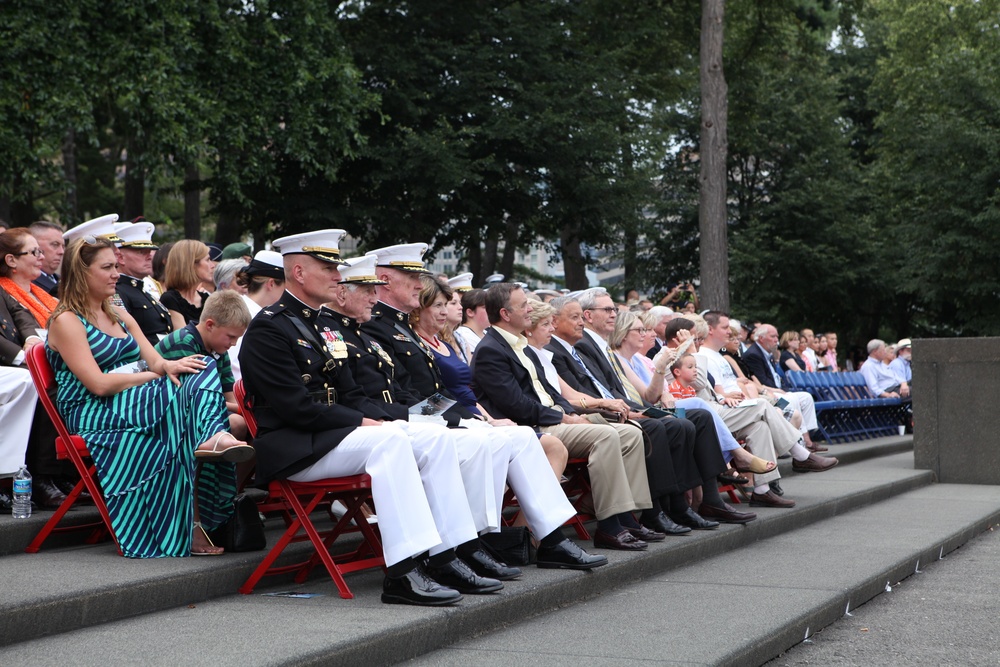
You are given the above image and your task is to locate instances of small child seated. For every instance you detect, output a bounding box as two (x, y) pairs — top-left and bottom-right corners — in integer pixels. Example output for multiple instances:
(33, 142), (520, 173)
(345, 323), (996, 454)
(667, 353), (698, 400)
(156, 290), (252, 440)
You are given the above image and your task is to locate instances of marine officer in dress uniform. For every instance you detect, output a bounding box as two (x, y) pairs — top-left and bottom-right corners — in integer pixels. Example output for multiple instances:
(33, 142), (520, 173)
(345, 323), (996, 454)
(357, 247), (607, 571)
(239, 230), (502, 605)
(112, 222), (173, 345)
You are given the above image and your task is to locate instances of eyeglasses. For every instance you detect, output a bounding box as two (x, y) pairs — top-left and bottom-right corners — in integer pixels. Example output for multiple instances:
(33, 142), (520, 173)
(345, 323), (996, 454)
(587, 307), (617, 314)
(628, 327), (648, 334)
(13, 248), (43, 258)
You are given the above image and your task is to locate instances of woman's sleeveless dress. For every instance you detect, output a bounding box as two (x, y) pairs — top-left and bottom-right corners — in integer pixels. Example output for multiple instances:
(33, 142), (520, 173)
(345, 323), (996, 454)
(48, 317), (235, 558)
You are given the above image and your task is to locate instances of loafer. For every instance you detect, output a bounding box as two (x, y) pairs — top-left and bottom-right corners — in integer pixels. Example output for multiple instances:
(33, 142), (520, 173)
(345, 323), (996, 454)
(382, 568), (463, 606)
(697, 502), (757, 524)
(626, 524), (666, 542)
(594, 529), (648, 550)
(806, 442), (829, 453)
(769, 480), (784, 497)
(424, 558), (503, 594)
(641, 511), (692, 536)
(33, 475), (68, 510)
(669, 506), (719, 530)
(536, 539), (607, 570)
(792, 453), (839, 473)
(749, 490), (796, 508)
(463, 548), (522, 581)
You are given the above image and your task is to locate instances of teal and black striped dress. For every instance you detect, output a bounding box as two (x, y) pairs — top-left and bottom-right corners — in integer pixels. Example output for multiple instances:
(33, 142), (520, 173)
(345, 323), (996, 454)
(48, 316), (234, 558)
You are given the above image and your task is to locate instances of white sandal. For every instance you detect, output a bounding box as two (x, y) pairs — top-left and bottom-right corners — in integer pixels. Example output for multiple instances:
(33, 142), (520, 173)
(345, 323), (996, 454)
(195, 431), (255, 463)
(191, 521), (223, 556)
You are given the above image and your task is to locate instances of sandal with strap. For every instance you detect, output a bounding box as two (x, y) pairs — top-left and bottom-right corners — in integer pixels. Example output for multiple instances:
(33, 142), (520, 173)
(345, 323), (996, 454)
(191, 521), (223, 556)
(734, 455), (777, 475)
(195, 431), (255, 463)
(717, 470), (750, 486)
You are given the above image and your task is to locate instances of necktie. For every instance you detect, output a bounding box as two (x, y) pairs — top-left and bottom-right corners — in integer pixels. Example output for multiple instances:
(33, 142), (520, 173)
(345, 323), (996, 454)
(571, 347), (615, 400)
(607, 348), (645, 405)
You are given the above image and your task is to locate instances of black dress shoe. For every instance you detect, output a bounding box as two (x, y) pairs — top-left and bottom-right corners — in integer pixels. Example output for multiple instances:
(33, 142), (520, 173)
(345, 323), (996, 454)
(626, 524), (666, 542)
(0, 490), (12, 514)
(54, 477), (93, 504)
(697, 502), (757, 524)
(669, 507), (719, 530)
(424, 558), (503, 594)
(33, 476), (68, 510)
(463, 548), (522, 581)
(769, 480), (784, 497)
(641, 511), (692, 536)
(536, 539), (608, 570)
(594, 529), (647, 550)
(381, 568), (463, 606)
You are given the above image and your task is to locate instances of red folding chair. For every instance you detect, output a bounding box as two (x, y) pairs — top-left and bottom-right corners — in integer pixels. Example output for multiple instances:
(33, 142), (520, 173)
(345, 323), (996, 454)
(24, 344), (119, 554)
(503, 457), (593, 540)
(234, 380), (385, 598)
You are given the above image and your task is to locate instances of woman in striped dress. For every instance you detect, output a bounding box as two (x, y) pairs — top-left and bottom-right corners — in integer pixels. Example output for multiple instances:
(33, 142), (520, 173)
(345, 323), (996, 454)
(46, 238), (253, 558)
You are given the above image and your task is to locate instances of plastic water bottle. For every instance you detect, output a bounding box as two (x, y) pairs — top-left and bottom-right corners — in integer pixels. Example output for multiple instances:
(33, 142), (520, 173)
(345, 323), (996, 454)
(12, 466), (32, 519)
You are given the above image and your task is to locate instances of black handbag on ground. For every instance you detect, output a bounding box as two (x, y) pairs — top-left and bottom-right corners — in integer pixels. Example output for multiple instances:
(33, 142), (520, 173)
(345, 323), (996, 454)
(207, 493), (267, 552)
(479, 526), (535, 565)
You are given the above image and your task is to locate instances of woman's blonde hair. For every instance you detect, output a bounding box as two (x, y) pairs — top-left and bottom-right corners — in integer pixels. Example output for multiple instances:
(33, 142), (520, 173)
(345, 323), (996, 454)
(526, 299), (555, 328)
(609, 310), (639, 350)
(779, 330), (799, 350)
(49, 238), (116, 326)
(164, 239), (209, 292)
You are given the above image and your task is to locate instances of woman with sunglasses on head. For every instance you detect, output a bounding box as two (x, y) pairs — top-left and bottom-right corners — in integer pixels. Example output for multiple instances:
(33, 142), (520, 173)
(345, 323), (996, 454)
(0, 228), (59, 328)
(46, 237), (253, 558)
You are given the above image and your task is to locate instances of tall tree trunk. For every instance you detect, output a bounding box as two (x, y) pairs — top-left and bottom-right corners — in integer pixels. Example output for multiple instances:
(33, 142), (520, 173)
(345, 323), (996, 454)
(699, 0), (730, 312)
(123, 140), (145, 220)
(216, 210), (243, 244)
(62, 128), (78, 221)
(560, 226), (588, 290)
(184, 164), (202, 240)
(0, 196), (9, 225)
(497, 216), (519, 279)
(481, 229), (499, 278)
(9, 173), (34, 225)
(466, 236), (482, 286)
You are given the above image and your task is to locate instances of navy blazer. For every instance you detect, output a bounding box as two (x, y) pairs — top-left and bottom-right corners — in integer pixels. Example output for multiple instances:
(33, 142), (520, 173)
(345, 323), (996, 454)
(742, 343), (782, 389)
(471, 328), (573, 428)
(574, 332), (640, 407)
(545, 339), (602, 397)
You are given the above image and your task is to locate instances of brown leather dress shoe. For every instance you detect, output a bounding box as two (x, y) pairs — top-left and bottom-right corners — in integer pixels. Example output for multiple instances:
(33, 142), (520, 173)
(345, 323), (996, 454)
(594, 529), (648, 551)
(792, 453), (839, 473)
(33, 475), (69, 509)
(749, 490), (796, 508)
(697, 502), (757, 524)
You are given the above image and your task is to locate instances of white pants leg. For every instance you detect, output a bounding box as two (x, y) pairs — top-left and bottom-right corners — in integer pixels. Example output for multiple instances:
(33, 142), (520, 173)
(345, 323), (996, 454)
(790, 391), (818, 432)
(388, 420), (481, 555)
(498, 426), (575, 539)
(0, 368), (37, 476)
(289, 424), (443, 567)
(444, 428), (504, 538)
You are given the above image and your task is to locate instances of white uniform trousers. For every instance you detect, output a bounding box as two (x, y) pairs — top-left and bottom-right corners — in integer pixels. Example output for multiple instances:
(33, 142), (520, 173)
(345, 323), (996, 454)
(490, 426), (575, 539)
(395, 421), (499, 551)
(0, 367), (37, 476)
(289, 423), (477, 567)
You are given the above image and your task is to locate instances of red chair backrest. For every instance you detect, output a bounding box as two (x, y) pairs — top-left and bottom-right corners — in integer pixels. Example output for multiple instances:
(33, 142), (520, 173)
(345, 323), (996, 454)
(234, 379), (258, 438)
(25, 344), (88, 460)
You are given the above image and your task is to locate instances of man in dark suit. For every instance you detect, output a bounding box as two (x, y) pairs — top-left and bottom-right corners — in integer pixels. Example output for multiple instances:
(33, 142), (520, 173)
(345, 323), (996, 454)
(240, 230), (504, 606)
(733, 320), (826, 458)
(569, 289), (756, 528)
(113, 221), (173, 345)
(29, 221), (63, 297)
(328, 254), (605, 572)
(472, 282), (665, 553)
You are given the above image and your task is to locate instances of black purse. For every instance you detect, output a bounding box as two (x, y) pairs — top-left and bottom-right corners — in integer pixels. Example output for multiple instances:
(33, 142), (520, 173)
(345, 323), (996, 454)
(207, 493), (267, 552)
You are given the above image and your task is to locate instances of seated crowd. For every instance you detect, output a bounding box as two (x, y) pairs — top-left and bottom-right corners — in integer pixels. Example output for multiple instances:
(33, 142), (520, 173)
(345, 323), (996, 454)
(0, 216), (911, 606)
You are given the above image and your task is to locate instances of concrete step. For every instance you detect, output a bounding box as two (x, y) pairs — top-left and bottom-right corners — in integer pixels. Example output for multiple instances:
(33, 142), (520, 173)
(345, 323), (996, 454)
(409, 482), (1000, 667)
(0, 441), (926, 664)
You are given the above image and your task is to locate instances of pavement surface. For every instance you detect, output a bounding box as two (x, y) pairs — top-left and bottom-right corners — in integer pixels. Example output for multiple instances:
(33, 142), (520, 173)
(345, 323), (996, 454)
(765, 523), (1000, 667)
